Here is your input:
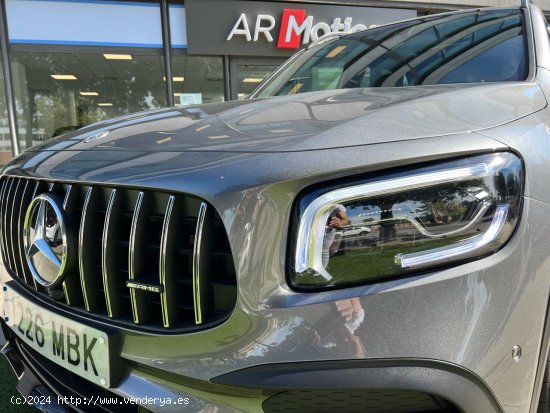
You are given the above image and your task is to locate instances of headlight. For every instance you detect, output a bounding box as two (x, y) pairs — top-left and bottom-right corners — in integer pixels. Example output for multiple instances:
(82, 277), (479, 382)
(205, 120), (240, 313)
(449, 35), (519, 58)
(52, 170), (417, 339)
(290, 152), (523, 290)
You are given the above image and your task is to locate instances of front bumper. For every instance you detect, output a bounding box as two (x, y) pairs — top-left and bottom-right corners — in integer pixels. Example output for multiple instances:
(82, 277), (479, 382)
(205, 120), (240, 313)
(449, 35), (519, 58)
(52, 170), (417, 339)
(0, 321), (489, 413)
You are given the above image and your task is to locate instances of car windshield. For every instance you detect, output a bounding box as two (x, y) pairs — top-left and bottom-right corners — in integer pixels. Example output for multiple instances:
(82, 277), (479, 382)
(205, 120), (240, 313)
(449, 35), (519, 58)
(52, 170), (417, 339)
(255, 8), (527, 97)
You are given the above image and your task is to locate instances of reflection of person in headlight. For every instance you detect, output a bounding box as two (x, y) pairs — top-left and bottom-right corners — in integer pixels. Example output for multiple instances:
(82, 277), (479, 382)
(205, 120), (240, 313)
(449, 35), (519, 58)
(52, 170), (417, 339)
(322, 204), (350, 268)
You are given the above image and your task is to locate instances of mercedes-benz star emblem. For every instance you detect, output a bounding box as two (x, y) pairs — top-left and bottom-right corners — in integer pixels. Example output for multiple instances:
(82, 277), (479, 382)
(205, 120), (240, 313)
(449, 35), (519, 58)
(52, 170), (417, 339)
(23, 193), (73, 288)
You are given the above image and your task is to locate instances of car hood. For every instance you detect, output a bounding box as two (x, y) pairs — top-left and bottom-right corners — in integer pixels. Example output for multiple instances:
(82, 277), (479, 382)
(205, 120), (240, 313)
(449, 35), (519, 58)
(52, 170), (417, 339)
(30, 82), (546, 153)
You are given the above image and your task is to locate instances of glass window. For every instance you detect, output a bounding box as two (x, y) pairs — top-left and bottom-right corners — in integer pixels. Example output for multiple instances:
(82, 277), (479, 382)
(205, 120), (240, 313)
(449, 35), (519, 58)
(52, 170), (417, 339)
(10, 49), (167, 150)
(439, 35), (526, 83)
(235, 64), (281, 100)
(171, 54), (224, 106)
(256, 9), (528, 97)
(0, 46), (10, 165)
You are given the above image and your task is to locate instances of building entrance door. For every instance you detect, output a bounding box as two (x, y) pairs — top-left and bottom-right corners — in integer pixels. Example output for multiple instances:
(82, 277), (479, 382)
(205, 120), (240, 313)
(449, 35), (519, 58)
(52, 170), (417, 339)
(229, 58), (286, 100)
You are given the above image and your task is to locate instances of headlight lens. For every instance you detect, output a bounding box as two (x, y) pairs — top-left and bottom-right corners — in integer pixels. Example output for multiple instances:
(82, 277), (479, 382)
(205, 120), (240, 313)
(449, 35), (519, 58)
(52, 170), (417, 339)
(291, 152), (523, 290)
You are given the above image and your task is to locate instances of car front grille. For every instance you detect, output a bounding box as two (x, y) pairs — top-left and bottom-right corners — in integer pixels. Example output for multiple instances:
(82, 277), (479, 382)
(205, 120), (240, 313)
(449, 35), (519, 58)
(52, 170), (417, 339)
(0, 176), (237, 332)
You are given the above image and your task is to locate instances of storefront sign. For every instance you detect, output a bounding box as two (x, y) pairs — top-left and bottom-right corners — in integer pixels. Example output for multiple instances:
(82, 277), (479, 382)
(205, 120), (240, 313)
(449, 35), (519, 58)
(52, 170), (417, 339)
(186, 0), (416, 57)
(226, 10), (370, 49)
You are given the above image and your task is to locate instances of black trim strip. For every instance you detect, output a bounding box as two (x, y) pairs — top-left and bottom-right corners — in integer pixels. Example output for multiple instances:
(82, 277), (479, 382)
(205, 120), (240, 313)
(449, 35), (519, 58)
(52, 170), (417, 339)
(212, 358), (504, 413)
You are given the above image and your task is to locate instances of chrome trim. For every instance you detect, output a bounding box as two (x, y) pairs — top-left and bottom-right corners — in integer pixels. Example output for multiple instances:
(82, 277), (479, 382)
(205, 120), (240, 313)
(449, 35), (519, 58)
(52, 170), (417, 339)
(159, 195), (175, 328)
(23, 193), (70, 288)
(193, 202), (208, 325)
(16, 180), (33, 285)
(29, 181), (42, 290)
(62, 184), (72, 211)
(307, 31), (345, 48)
(295, 161), (498, 281)
(128, 191), (145, 324)
(62, 282), (70, 305)
(1, 177), (236, 331)
(396, 205), (509, 268)
(126, 280), (163, 294)
(102, 189), (117, 318)
(3, 179), (14, 270)
(0, 179), (8, 266)
(79, 187), (94, 311)
(8, 180), (22, 276)
(30, 180), (41, 198)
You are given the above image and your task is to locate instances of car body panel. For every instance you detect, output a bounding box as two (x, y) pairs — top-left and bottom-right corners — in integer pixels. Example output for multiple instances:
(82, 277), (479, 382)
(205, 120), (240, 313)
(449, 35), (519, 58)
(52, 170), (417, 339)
(25, 82), (546, 154)
(2, 125), (549, 413)
(3, 132), (507, 201)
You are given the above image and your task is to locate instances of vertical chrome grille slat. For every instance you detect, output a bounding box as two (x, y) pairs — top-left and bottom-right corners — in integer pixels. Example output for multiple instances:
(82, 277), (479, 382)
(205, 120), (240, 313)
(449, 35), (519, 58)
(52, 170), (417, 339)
(9, 179), (25, 282)
(29, 181), (47, 290)
(31, 180), (45, 198)
(159, 195), (179, 328)
(2, 178), (14, 272)
(62, 276), (82, 306)
(128, 191), (150, 324)
(79, 187), (101, 312)
(8, 180), (25, 280)
(3, 179), (16, 271)
(63, 184), (77, 212)
(0, 179), (9, 267)
(192, 202), (209, 325)
(1, 179), (12, 271)
(102, 188), (122, 318)
(62, 184), (81, 305)
(16, 180), (35, 284)
(8, 179), (23, 277)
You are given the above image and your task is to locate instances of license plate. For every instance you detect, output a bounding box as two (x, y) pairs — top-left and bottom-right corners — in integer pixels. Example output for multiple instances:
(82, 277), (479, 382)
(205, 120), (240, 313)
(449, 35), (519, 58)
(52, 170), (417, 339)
(4, 289), (111, 388)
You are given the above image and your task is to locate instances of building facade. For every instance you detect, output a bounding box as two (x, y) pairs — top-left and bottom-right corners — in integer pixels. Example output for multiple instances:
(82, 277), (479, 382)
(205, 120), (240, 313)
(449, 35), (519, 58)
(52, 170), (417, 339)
(0, 0), (545, 164)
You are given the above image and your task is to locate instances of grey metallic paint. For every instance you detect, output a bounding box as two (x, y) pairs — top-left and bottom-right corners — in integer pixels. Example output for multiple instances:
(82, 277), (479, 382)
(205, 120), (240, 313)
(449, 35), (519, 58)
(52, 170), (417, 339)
(2, 4), (550, 413)
(26, 82), (545, 153)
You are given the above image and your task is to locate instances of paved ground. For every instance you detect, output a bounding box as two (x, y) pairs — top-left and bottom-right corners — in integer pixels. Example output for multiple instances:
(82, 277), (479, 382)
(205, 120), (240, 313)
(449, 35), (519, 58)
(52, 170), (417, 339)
(0, 357), (35, 412)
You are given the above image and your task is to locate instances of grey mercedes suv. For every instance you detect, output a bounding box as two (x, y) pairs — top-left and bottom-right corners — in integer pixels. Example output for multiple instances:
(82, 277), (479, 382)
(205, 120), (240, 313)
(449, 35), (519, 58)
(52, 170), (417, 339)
(1, 2), (550, 413)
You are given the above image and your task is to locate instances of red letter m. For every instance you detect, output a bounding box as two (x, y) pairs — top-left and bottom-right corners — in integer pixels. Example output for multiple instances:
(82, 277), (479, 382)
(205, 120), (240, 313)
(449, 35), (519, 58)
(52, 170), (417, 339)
(277, 9), (306, 49)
